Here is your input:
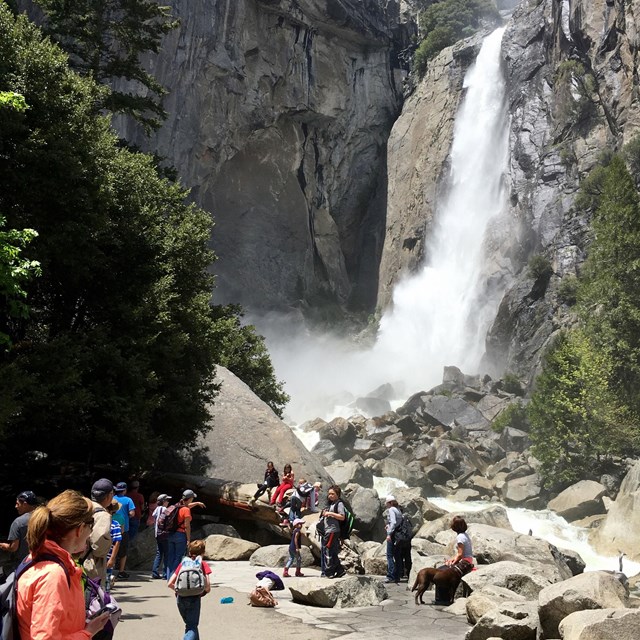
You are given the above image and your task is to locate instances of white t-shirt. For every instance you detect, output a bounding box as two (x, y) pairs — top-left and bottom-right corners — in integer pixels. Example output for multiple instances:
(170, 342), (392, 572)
(456, 532), (472, 558)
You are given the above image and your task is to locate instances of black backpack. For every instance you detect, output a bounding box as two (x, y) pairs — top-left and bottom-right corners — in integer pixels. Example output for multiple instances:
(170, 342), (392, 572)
(394, 513), (413, 542)
(338, 501), (355, 540)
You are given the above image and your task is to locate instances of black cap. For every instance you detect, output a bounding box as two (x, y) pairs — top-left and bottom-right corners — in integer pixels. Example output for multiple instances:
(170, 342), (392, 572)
(17, 491), (38, 506)
(91, 478), (114, 499)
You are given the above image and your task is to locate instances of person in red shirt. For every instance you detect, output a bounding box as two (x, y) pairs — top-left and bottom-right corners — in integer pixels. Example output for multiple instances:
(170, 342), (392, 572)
(166, 490), (196, 579)
(127, 480), (145, 542)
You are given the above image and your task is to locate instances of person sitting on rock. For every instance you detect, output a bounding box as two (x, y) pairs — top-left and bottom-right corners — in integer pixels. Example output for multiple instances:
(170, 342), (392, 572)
(287, 478), (314, 522)
(433, 515), (474, 605)
(252, 461), (279, 503)
(270, 464), (294, 510)
(282, 518), (305, 578)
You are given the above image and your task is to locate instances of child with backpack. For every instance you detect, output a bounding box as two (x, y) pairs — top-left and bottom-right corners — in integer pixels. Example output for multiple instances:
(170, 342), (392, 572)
(282, 518), (305, 578)
(168, 540), (211, 640)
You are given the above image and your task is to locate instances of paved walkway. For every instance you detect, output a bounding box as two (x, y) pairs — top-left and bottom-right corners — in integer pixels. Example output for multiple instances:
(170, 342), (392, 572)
(114, 562), (471, 640)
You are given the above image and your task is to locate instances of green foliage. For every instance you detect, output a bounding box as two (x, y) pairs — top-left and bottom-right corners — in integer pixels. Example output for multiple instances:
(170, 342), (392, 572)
(413, 0), (500, 77)
(211, 304), (289, 417)
(35, 0), (177, 131)
(622, 133), (640, 187)
(528, 254), (553, 281)
(0, 216), (41, 347)
(528, 330), (636, 487)
(491, 400), (527, 433)
(557, 274), (578, 306)
(554, 61), (598, 132)
(502, 373), (524, 396)
(579, 155), (640, 413)
(0, 5), (215, 468)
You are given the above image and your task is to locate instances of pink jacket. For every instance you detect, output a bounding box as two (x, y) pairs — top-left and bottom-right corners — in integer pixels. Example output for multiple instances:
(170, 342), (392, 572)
(16, 539), (91, 640)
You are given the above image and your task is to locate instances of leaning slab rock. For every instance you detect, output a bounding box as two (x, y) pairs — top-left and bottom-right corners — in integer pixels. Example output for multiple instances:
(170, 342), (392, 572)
(288, 576), (388, 608)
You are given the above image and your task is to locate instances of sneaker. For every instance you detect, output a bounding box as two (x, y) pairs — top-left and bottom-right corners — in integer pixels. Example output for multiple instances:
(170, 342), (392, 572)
(329, 569), (346, 579)
(151, 574), (163, 579)
(383, 578), (397, 584)
(117, 572), (129, 580)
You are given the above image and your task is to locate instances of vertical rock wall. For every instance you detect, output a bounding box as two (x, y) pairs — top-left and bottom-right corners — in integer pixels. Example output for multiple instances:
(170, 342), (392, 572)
(117, 0), (405, 313)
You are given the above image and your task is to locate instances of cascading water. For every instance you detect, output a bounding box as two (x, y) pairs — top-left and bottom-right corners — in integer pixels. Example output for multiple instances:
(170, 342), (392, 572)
(262, 27), (511, 425)
(372, 26), (509, 391)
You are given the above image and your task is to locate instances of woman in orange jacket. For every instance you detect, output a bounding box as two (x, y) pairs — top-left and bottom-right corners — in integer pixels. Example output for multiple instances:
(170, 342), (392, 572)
(16, 489), (111, 640)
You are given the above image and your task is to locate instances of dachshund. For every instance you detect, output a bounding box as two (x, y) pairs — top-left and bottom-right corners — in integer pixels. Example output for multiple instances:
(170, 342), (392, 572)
(411, 562), (472, 605)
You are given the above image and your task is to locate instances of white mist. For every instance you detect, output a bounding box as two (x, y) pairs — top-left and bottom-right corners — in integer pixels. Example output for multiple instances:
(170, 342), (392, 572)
(260, 28), (510, 424)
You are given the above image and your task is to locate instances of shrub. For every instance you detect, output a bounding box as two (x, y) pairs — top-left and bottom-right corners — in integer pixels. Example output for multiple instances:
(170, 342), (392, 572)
(491, 400), (528, 433)
(528, 254), (553, 281)
(558, 274), (578, 306)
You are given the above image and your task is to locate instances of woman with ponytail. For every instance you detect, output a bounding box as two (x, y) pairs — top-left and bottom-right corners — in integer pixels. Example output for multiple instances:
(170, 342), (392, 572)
(16, 489), (110, 639)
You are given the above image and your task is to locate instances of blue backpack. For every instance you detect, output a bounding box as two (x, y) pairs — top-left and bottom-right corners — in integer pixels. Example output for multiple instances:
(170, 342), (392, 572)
(0, 554), (69, 640)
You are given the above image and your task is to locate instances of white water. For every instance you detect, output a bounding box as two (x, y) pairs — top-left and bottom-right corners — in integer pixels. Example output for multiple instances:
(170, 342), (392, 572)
(260, 28), (510, 424)
(431, 497), (640, 576)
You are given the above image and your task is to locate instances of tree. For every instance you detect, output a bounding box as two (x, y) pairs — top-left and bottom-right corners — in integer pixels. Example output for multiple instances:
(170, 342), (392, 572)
(528, 330), (635, 487)
(0, 5), (215, 471)
(35, 0), (177, 131)
(211, 304), (289, 417)
(579, 155), (640, 413)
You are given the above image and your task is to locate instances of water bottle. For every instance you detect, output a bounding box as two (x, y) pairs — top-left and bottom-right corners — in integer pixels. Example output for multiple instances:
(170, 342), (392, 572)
(220, 596), (234, 604)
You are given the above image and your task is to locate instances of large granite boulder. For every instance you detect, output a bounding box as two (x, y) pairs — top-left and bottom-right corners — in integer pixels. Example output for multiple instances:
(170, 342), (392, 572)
(347, 486), (382, 535)
(463, 561), (553, 600)
(204, 534), (260, 561)
(537, 571), (629, 639)
(415, 505), (512, 541)
(559, 608), (640, 640)
(500, 473), (544, 508)
(466, 585), (527, 624)
(326, 461), (373, 488)
(201, 367), (333, 484)
(288, 575), (388, 608)
(466, 601), (539, 640)
(591, 460), (640, 561)
(249, 544), (315, 568)
(547, 480), (608, 522)
(454, 523), (573, 582)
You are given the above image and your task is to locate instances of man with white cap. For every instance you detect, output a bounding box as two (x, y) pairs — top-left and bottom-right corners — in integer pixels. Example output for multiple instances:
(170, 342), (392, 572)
(384, 495), (402, 584)
(84, 479), (114, 584)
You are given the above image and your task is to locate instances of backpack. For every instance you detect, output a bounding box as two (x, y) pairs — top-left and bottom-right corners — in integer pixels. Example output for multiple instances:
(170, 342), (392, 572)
(338, 501), (355, 540)
(156, 503), (181, 539)
(1, 554), (69, 640)
(84, 574), (121, 640)
(248, 586), (277, 607)
(174, 556), (206, 596)
(296, 482), (314, 498)
(394, 513), (413, 543)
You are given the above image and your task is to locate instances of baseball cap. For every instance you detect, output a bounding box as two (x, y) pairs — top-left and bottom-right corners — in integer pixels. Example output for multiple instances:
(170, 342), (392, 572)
(182, 489), (197, 499)
(292, 518), (305, 527)
(385, 495), (396, 503)
(17, 490), (38, 506)
(157, 493), (172, 502)
(115, 482), (127, 493)
(91, 478), (114, 499)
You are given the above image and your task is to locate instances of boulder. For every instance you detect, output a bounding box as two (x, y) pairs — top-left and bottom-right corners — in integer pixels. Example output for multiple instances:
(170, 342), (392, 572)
(202, 367), (333, 485)
(547, 480), (607, 522)
(249, 544), (315, 568)
(590, 461), (640, 561)
(500, 473), (544, 508)
(537, 571), (629, 639)
(466, 601), (539, 640)
(372, 458), (432, 490)
(415, 505), (512, 541)
(197, 523), (240, 538)
(347, 486), (382, 534)
(458, 523), (572, 582)
(326, 461), (374, 488)
(351, 396), (392, 416)
(311, 439), (342, 465)
(466, 585), (527, 624)
(559, 608), (640, 640)
(127, 527), (157, 568)
(361, 542), (388, 575)
(463, 561), (553, 600)
(555, 547), (586, 577)
(317, 417), (356, 448)
(422, 463), (455, 484)
(420, 395), (489, 432)
(497, 427), (530, 453)
(288, 575), (388, 608)
(428, 439), (489, 476)
(204, 534), (260, 561)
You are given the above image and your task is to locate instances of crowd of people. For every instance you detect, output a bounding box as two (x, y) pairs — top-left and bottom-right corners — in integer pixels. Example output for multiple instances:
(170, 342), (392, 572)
(0, 463), (474, 640)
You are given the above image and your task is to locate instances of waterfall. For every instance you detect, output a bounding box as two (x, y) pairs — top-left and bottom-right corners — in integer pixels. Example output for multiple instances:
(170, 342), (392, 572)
(373, 27), (509, 390)
(259, 27), (510, 424)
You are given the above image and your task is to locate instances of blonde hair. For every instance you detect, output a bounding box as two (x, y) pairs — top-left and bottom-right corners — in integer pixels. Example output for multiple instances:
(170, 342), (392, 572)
(188, 540), (205, 557)
(27, 490), (93, 554)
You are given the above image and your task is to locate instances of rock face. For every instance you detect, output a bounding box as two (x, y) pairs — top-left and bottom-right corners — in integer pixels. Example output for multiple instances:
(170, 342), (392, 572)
(117, 0), (406, 313)
(484, 0), (640, 379)
(559, 608), (640, 640)
(202, 366), (333, 485)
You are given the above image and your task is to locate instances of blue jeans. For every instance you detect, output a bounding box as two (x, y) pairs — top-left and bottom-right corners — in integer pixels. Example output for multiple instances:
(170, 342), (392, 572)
(386, 538), (396, 581)
(152, 537), (168, 577)
(166, 531), (187, 580)
(128, 518), (140, 542)
(177, 595), (201, 640)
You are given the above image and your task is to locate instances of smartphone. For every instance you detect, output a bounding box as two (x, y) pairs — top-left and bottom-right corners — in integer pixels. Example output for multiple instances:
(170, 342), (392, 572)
(88, 603), (119, 619)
